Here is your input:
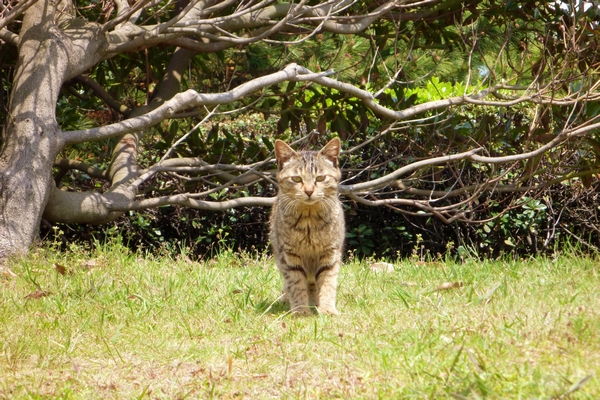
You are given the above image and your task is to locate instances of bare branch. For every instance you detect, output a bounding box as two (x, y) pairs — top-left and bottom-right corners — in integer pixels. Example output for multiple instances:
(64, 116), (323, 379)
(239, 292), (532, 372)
(157, 0), (313, 47)
(175, 0), (279, 28)
(105, 1), (404, 53)
(64, 62), (545, 146)
(0, 28), (18, 45)
(62, 64), (334, 144)
(108, 194), (276, 212)
(54, 159), (109, 180)
(145, 0), (208, 37)
(294, 0), (401, 34)
(60, 58), (600, 210)
(102, 0), (153, 32)
(0, 0), (38, 31)
(72, 75), (132, 117)
(127, 158), (269, 190)
(340, 148), (484, 193)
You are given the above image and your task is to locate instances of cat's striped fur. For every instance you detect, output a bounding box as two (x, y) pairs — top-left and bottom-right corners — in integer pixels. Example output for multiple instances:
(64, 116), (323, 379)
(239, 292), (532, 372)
(269, 138), (345, 315)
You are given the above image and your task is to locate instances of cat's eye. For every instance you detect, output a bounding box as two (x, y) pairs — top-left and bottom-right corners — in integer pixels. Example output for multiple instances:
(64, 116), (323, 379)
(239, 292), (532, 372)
(315, 175), (326, 182)
(291, 176), (302, 183)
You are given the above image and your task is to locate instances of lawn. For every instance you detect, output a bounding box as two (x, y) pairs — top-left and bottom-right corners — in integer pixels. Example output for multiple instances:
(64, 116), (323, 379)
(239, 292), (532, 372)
(0, 242), (598, 399)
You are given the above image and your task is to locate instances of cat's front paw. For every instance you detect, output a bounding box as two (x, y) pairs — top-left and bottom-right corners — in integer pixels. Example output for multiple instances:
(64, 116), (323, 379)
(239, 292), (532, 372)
(290, 305), (312, 316)
(278, 292), (289, 304)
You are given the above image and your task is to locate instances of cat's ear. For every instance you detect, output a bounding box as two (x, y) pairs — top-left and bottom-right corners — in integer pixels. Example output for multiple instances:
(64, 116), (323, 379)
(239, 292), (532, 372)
(274, 140), (298, 169)
(319, 138), (341, 168)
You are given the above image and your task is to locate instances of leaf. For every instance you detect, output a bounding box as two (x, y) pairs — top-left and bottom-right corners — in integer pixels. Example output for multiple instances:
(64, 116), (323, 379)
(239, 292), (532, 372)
(1, 267), (17, 278)
(466, 348), (485, 372)
(523, 154), (542, 177)
(435, 281), (464, 291)
(317, 116), (327, 135)
(277, 112), (289, 135)
(559, 374), (593, 398)
(262, 137), (274, 151)
(585, 136), (600, 156)
(478, 283), (501, 303)
(25, 290), (50, 299)
(285, 81), (296, 93)
(53, 263), (68, 275)
(532, 133), (556, 144)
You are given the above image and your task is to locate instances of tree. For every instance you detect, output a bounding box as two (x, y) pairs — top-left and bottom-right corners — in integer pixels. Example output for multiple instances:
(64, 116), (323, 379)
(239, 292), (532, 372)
(1, 0), (600, 263)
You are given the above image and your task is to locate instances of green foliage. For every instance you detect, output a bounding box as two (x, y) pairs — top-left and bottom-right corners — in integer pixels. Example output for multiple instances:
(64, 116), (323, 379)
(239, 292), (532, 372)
(32, 1), (600, 259)
(404, 76), (466, 102)
(346, 223), (375, 256)
(475, 197), (548, 253)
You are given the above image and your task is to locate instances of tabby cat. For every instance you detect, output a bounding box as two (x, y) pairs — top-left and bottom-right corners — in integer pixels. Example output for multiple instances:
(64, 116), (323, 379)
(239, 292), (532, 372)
(269, 138), (345, 316)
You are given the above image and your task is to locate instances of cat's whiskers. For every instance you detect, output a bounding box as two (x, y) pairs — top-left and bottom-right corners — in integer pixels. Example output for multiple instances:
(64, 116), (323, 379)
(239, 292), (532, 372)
(281, 197), (299, 215)
(325, 200), (338, 215)
(321, 197), (334, 212)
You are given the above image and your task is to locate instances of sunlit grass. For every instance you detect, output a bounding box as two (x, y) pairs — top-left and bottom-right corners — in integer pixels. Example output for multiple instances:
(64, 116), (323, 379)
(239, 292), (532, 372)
(1, 242), (599, 398)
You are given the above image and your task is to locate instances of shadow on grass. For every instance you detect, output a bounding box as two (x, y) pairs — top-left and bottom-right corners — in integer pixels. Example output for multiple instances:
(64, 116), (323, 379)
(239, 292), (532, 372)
(255, 298), (290, 315)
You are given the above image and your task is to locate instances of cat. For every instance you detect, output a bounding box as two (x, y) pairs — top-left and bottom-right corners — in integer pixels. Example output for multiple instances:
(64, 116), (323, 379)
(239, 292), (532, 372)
(269, 138), (345, 316)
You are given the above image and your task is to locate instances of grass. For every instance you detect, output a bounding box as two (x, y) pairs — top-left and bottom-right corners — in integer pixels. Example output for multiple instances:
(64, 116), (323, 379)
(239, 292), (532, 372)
(1, 242), (599, 399)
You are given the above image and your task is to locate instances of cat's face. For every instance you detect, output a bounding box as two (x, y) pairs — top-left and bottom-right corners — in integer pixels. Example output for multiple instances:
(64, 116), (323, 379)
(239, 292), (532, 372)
(274, 138), (341, 205)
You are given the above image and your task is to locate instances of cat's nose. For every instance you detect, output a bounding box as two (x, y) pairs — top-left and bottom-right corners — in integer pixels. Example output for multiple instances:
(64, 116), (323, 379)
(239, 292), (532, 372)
(305, 189), (314, 197)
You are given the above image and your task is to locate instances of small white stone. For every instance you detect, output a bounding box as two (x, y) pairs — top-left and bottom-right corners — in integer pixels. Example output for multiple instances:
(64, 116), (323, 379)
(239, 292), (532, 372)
(369, 262), (394, 273)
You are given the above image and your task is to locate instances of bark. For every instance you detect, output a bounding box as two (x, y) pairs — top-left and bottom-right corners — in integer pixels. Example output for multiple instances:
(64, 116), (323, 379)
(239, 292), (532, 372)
(0, 2), (107, 262)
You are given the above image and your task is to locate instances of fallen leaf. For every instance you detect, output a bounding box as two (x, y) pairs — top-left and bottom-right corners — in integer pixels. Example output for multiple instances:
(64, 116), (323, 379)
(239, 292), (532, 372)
(435, 282), (464, 291)
(54, 263), (68, 275)
(466, 348), (484, 372)
(1, 267), (17, 278)
(25, 290), (50, 299)
(478, 282), (501, 303)
(559, 374), (593, 398)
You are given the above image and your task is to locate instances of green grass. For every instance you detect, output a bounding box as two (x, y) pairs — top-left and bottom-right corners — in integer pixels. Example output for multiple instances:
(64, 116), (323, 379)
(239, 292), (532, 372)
(1, 242), (599, 399)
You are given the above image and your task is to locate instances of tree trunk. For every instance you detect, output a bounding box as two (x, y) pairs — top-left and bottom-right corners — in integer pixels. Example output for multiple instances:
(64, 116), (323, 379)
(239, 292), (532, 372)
(0, 3), (65, 261)
(0, 2), (106, 263)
